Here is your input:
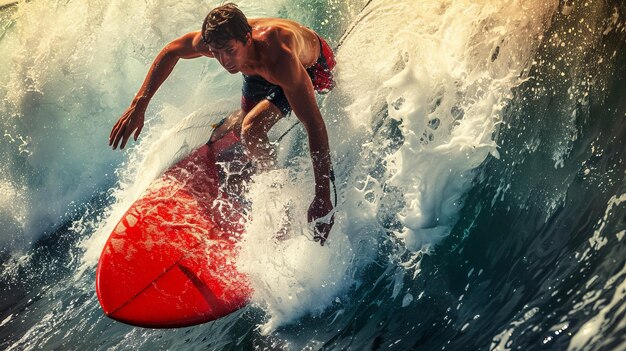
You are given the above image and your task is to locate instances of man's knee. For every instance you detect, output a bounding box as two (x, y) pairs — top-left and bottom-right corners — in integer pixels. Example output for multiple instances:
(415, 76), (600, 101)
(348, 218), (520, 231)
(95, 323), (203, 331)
(240, 101), (283, 145)
(241, 116), (262, 146)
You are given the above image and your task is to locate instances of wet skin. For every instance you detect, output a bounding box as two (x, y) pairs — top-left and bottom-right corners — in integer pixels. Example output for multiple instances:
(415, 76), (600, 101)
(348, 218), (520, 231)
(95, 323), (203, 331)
(109, 18), (334, 245)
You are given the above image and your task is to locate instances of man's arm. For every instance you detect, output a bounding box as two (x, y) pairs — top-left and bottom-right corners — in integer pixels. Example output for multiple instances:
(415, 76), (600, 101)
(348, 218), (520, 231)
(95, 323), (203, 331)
(270, 45), (335, 244)
(110, 32), (208, 149)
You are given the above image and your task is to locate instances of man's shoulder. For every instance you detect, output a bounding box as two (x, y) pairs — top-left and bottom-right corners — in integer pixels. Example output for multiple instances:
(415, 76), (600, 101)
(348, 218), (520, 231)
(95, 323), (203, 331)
(187, 31), (211, 53)
(252, 20), (307, 80)
(256, 27), (294, 63)
(254, 24), (293, 46)
(167, 31), (210, 57)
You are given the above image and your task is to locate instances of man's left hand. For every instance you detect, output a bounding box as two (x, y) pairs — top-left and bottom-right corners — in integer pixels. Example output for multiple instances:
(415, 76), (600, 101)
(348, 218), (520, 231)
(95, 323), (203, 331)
(307, 194), (334, 246)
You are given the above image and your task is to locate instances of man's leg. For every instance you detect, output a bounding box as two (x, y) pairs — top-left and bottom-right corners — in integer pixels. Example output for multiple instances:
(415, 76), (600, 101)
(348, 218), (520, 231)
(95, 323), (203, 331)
(241, 100), (285, 171)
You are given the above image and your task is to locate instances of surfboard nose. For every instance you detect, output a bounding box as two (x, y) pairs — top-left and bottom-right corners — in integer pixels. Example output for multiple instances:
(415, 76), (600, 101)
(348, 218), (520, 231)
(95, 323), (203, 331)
(96, 231), (251, 328)
(97, 260), (240, 328)
(95, 145), (251, 328)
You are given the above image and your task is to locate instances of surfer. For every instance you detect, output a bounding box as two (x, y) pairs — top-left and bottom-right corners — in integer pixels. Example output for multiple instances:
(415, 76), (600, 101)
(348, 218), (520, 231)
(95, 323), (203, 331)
(109, 3), (335, 245)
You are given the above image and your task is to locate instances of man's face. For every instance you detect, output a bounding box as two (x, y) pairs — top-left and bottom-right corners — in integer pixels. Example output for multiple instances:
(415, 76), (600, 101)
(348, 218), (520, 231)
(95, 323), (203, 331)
(208, 38), (248, 74)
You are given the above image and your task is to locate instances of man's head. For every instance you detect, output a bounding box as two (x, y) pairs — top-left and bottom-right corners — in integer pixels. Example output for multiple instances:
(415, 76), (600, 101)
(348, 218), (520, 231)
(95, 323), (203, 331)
(202, 3), (252, 49)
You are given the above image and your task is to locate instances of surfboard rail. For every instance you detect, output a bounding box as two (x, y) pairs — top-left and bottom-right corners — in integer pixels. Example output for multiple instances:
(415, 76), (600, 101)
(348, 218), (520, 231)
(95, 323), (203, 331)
(96, 144), (252, 328)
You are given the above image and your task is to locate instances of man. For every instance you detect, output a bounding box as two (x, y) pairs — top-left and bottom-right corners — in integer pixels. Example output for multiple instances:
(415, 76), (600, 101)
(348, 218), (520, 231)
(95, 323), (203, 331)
(109, 3), (336, 245)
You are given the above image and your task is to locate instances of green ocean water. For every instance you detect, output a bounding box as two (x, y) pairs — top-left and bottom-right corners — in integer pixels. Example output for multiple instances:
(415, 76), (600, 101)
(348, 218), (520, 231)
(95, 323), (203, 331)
(1, 1), (626, 350)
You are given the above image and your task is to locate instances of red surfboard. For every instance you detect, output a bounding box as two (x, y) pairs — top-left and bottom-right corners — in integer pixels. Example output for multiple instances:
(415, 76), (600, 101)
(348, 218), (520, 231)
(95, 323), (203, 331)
(96, 132), (252, 328)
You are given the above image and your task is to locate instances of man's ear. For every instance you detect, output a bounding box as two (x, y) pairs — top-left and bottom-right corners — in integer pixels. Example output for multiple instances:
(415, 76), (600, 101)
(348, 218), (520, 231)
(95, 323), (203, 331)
(245, 32), (252, 45)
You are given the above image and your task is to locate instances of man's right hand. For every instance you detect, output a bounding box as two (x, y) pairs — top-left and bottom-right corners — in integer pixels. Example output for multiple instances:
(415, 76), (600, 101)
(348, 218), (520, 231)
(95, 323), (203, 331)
(308, 193), (334, 246)
(110, 104), (146, 150)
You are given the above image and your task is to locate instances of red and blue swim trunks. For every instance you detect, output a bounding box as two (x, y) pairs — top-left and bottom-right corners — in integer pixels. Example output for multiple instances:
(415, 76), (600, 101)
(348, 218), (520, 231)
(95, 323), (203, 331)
(240, 34), (336, 115)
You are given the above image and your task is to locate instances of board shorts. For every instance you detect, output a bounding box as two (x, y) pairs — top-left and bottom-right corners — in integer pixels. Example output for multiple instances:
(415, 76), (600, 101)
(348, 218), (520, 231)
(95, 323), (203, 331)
(240, 34), (336, 115)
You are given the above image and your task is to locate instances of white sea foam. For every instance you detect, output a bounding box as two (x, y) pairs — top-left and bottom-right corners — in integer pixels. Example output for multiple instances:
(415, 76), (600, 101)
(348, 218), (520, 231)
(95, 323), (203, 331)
(0, 0), (291, 250)
(238, 169), (355, 334)
(1, 0), (560, 338)
(335, 0), (557, 257)
(238, 0), (558, 332)
(0, 0), (215, 248)
(0, 0), (292, 263)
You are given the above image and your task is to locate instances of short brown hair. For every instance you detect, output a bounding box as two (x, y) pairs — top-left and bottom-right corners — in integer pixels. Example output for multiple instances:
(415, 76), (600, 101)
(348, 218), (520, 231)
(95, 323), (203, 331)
(202, 3), (252, 48)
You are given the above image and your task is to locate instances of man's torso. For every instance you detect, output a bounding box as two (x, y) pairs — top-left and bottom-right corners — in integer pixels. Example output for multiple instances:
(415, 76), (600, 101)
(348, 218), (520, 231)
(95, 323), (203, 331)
(195, 18), (321, 80)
